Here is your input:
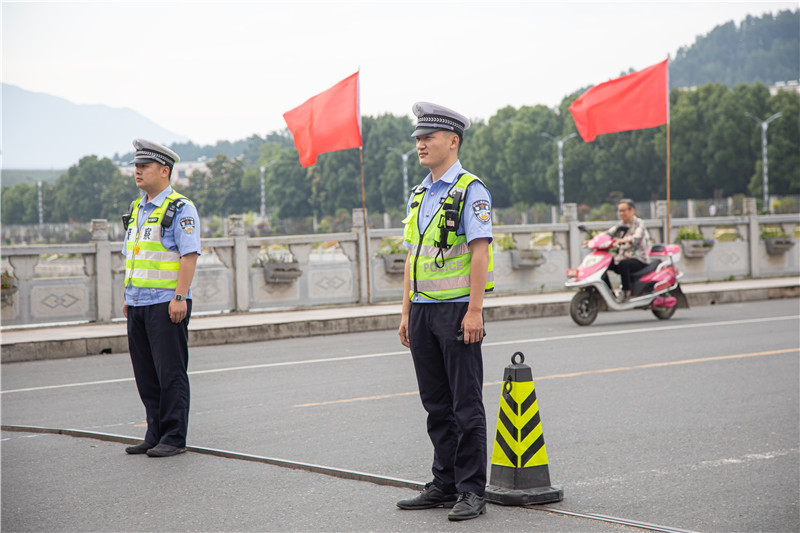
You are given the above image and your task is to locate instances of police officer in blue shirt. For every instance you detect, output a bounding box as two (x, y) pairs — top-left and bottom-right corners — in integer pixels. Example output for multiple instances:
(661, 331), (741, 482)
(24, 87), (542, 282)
(396, 103), (493, 521)
(122, 139), (201, 458)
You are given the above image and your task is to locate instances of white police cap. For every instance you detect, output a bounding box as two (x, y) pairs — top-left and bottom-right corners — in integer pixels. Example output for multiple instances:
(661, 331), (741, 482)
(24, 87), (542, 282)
(130, 138), (180, 167)
(411, 102), (471, 138)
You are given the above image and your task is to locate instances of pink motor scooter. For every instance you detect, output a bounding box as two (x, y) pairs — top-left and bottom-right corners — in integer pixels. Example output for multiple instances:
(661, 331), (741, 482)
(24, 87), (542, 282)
(565, 225), (689, 326)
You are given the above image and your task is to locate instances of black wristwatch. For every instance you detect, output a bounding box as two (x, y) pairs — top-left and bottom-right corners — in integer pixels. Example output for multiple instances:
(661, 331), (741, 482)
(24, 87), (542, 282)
(174, 294), (185, 301)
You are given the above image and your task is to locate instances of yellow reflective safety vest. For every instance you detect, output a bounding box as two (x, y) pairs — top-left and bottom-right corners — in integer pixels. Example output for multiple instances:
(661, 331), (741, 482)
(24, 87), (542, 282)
(124, 191), (188, 289)
(402, 173), (494, 301)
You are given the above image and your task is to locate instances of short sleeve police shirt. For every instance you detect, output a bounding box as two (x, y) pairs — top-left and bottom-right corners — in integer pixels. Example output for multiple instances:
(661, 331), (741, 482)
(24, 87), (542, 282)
(122, 186), (201, 306)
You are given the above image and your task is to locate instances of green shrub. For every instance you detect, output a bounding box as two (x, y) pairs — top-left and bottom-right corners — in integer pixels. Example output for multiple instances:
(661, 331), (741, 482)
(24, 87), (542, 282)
(375, 237), (406, 255)
(760, 226), (790, 239)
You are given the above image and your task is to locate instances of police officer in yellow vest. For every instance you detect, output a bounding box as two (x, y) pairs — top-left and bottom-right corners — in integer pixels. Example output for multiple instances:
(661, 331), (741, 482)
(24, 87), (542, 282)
(122, 139), (201, 458)
(396, 103), (493, 521)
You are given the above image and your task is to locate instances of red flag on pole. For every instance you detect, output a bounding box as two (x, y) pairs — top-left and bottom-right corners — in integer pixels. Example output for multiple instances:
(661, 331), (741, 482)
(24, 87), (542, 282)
(283, 72), (362, 167)
(569, 59), (668, 142)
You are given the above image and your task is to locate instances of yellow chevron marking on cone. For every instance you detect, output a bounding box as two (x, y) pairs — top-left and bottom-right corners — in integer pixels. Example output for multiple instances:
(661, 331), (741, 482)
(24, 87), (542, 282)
(491, 377), (550, 469)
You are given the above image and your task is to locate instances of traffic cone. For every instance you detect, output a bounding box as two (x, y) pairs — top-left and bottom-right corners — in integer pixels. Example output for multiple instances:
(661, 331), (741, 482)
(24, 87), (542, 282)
(485, 351), (563, 505)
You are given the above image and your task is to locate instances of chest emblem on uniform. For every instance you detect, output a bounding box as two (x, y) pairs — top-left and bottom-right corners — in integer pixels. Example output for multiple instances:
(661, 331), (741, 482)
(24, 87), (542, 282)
(147, 217), (159, 223)
(179, 217), (196, 233)
(472, 200), (491, 223)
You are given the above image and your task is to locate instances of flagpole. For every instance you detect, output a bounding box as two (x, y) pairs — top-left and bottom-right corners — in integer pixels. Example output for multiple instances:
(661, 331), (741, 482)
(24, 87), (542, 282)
(359, 146), (371, 304)
(665, 55), (671, 243)
(356, 67), (371, 304)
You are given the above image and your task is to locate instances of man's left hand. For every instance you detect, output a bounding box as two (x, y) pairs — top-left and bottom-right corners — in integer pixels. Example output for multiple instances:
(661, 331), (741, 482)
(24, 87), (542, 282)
(461, 310), (484, 344)
(169, 299), (187, 323)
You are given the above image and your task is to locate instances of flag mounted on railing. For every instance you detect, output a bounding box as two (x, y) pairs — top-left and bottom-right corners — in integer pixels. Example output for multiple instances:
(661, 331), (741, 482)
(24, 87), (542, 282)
(283, 71), (362, 167)
(569, 59), (668, 142)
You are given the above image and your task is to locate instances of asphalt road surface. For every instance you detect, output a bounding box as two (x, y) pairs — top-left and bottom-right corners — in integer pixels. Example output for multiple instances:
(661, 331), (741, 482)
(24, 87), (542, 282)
(3, 298), (799, 532)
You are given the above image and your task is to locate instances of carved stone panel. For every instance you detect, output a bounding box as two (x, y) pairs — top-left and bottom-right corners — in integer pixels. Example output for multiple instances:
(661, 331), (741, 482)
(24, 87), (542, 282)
(308, 268), (353, 300)
(31, 282), (91, 320)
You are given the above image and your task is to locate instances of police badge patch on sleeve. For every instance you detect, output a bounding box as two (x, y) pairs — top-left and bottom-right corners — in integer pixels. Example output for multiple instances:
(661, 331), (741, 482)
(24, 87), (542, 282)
(472, 200), (491, 223)
(179, 217), (196, 233)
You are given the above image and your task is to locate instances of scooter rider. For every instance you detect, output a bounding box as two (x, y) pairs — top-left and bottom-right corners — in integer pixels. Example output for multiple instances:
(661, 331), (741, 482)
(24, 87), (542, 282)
(600, 199), (651, 301)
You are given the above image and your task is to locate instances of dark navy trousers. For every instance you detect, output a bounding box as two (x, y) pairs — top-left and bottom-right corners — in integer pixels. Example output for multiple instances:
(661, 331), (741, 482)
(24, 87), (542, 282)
(127, 300), (191, 448)
(409, 301), (487, 495)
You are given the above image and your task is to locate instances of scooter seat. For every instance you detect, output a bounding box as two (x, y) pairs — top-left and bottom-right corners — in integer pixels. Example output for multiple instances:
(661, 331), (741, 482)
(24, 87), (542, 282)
(631, 261), (660, 278)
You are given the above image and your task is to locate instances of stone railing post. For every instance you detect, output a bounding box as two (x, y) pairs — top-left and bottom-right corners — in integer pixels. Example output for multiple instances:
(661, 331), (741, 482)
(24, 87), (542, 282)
(91, 219), (112, 322)
(743, 197), (757, 216)
(745, 200), (760, 279)
(568, 221), (582, 268)
(352, 208), (368, 304)
(687, 199), (696, 218)
(227, 215), (249, 313)
(563, 203), (581, 267)
(7, 254), (38, 323)
(563, 203), (578, 223)
(656, 200), (669, 241)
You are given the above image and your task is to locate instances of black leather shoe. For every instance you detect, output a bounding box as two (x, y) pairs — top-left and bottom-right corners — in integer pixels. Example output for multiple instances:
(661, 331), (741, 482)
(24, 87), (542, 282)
(125, 441), (155, 455)
(146, 443), (186, 457)
(397, 482), (458, 510)
(447, 492), (486, 521)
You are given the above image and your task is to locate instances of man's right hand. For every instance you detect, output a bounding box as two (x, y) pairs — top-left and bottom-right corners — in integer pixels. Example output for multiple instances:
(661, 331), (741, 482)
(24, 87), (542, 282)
(122, 303), (128, 319)
(398, 318), (410, 348)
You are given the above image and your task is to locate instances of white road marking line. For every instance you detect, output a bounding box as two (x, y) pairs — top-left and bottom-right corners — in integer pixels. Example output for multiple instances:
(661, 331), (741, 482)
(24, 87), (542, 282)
(571, 448), (799, 488)
(2, 315), (797, 395)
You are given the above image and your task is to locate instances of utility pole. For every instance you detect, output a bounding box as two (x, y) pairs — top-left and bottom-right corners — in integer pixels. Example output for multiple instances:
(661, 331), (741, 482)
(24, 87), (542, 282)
(387, 146), (416, 204)
(746, 112), (782, 210)
(259, 160), (279, 220)
(542, 132), (578, 214)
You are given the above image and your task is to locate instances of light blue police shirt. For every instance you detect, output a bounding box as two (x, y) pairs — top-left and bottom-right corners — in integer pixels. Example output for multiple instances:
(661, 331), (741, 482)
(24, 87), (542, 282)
(403, 161), (493, 303)
(122, 186), (202, 307)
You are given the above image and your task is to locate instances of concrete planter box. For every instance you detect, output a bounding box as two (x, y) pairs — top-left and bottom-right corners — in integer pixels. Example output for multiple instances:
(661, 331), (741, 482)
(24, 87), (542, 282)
(262, 262), (303, 283)
(1, 286), (18, 306)
(679, 240), (713, 258)
(380, 253), (407, 274)
(509, 249), (546, 269)
(764, 237), (795, 255)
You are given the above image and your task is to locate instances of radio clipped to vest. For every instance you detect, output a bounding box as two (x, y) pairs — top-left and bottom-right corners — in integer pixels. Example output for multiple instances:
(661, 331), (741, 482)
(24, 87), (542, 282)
(433, 188), (464, 267)
(122, 200), (137, 229)
(160, 199), (184, 235)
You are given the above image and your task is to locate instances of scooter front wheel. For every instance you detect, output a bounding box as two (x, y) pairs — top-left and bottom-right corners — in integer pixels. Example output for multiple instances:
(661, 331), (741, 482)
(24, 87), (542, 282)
(570, 289), (599, 326)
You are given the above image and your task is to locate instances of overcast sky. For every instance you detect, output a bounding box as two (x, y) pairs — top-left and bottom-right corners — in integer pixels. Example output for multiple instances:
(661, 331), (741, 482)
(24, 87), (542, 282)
(3, 1), (796, 145)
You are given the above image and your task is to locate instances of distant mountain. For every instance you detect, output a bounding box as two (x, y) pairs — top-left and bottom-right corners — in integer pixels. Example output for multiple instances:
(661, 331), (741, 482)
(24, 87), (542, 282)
(670, 9), (799, 88)
(1, 83), (189, 170)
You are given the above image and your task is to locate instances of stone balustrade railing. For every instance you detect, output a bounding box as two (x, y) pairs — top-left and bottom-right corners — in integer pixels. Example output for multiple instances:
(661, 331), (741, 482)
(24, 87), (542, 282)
(2, 204), (798, 327)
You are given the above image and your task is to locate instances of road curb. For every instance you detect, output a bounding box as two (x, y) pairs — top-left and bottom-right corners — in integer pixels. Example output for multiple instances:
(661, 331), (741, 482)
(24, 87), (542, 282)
(2, 282), (797, 364)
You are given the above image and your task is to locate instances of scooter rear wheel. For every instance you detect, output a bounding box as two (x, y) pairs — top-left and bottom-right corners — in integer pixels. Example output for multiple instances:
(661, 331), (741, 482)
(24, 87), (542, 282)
(652, 303), (677, 320)
(570, 289), (598, 326)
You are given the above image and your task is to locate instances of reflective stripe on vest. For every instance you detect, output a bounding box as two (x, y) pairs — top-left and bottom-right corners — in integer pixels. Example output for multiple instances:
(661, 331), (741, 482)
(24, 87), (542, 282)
(124, 192), (187, 289)
(403, 173), (494, 301)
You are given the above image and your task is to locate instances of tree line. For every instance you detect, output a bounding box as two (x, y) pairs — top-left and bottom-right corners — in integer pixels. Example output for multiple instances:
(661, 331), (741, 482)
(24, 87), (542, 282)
(670, 9), (799, 89)
(2, 81), (797, 229)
